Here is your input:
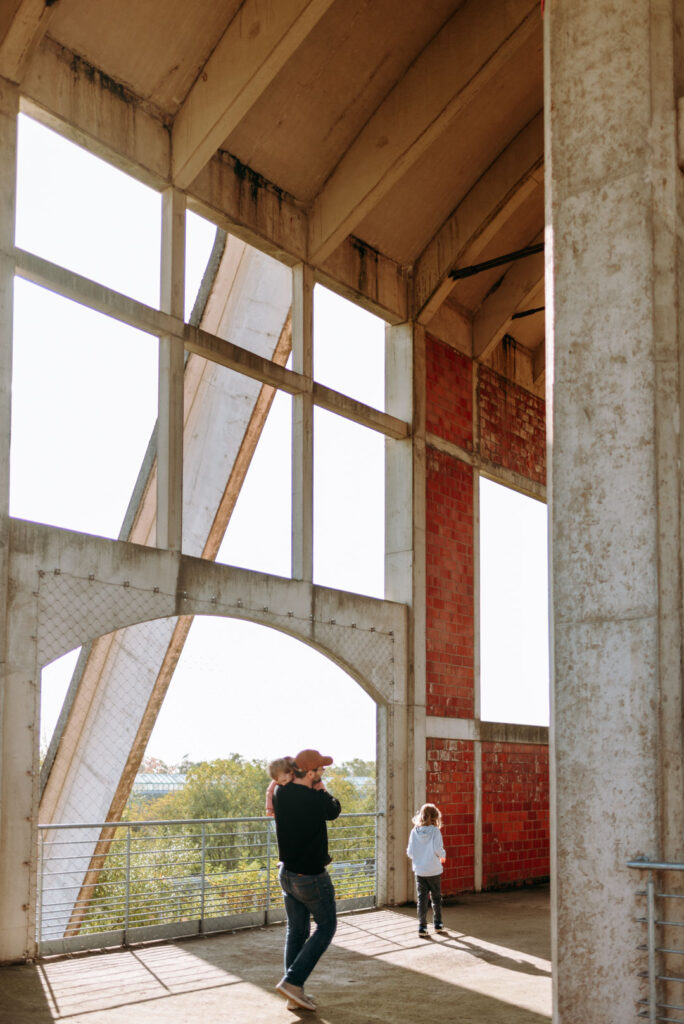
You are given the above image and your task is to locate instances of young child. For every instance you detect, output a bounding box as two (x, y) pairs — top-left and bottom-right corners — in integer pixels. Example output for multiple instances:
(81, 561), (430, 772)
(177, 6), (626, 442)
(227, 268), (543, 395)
(406, 803), (446, 936)
(265, 757), (295, 817)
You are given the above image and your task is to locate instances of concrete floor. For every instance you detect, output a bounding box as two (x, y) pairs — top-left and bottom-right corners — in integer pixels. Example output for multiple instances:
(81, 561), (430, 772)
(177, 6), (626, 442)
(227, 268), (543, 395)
(1, 887), (551, 1024)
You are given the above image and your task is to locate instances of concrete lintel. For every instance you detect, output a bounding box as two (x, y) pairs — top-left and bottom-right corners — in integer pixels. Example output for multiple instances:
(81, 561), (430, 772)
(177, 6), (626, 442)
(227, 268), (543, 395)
(425, 716), (549, 746)
(426, 433), (547, 502)
(11, 520), (406, 685)
(14, 247), (409, 441)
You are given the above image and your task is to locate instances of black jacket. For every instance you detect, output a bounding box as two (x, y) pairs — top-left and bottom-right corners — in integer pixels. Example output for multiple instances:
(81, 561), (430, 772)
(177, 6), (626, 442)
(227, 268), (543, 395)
(273, 782), (341, 875)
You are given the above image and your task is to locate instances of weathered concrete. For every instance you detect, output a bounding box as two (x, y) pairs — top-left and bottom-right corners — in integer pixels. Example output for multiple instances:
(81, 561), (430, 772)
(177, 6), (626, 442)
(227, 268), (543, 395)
(0, 888), (551, 1024)
(545, 1), (684, 1021)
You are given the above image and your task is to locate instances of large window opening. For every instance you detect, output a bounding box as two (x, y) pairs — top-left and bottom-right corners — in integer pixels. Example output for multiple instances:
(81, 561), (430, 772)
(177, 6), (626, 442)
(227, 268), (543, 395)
(479, 476), (549, 726)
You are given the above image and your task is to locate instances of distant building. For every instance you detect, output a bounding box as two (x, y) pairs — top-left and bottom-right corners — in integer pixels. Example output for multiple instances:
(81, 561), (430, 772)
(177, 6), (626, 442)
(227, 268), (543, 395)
(131, 773), (187, 801)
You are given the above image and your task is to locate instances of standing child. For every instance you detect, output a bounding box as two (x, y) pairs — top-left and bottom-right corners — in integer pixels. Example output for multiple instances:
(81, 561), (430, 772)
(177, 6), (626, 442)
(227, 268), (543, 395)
(265, 757), (295, 817)
(406, 803), (446, 936)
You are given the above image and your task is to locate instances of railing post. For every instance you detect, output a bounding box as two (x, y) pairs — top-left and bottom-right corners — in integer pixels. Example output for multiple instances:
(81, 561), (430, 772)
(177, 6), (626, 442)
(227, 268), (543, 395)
(375, 813), (380, 908)
(647, 871), (657, 1024)
(200, 822), (206, 930)
(36, 828), (44, 953)
(266, 821), (272, 923)
(124, 826), (131, 941)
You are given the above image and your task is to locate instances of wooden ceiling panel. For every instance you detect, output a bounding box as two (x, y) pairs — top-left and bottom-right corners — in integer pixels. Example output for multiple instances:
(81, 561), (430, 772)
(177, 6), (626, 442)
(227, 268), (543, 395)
(46, 0), (242, 115)
(353, 24), (543, 266)
(221, 0), (461, 202)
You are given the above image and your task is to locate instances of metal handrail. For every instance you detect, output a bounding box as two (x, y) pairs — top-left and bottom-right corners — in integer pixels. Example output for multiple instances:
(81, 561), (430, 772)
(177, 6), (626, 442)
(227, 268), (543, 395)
(629, 859), (684, 1024)
(37, 812), (380, 956)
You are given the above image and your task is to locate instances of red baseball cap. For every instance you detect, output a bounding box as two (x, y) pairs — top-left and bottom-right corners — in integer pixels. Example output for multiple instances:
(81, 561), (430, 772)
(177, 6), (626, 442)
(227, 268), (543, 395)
(295, 749), (333, 771)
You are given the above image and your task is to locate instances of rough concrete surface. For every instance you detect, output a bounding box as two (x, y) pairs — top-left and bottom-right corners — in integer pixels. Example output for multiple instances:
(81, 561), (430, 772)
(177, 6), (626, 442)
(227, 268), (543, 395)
(0, 887), (550, 1023)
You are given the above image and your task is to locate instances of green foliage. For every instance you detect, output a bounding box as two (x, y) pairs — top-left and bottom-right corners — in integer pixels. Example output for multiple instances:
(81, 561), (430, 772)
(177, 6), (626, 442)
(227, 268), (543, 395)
(72, 757), (379, 938)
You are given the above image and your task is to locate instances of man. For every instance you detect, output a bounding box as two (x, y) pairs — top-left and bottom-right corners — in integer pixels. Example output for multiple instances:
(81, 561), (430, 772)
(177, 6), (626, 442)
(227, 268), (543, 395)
(272, 747), (341, 1011)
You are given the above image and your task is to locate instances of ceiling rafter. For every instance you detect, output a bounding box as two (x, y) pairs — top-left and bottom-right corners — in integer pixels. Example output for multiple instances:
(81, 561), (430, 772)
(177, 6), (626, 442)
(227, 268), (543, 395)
(0, 0), (54, 83)
(172, 0), (335, 190)
(472, 233), (544, 361)
(413, 110), (543, 322)
(307, 0), (539, 266)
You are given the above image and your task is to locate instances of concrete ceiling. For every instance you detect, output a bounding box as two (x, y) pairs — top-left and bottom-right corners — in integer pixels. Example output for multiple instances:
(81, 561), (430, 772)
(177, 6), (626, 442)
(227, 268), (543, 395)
(1, 0), (546, 392)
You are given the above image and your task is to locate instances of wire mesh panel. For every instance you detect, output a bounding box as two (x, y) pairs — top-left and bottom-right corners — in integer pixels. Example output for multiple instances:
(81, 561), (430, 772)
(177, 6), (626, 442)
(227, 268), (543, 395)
(38, 813), (379, 955)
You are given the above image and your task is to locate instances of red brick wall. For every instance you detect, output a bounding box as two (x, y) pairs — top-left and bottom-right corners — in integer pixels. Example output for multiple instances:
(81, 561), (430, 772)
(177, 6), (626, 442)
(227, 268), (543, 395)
(479, 366), (546, 485)
(482, 742), (550, 887)
(422, 333), (549, 895)
(425, 738), (475, 894)
(425, 450), (474, 718)
(425, 334), (472, 449)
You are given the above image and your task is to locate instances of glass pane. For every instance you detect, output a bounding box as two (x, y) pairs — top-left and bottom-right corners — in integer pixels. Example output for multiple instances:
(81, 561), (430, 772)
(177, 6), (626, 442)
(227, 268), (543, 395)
(314, 408), (384, 598)
(314, 285), (385, 409)
(185, 211), (218, 321)
(16, 114), (160, 307)
(40, 647), (81, 757)
(145, 617), (376, 764)
(10, 280), (158, 538)
(479, 476), (550, 725)
(215, 384), (292, 577)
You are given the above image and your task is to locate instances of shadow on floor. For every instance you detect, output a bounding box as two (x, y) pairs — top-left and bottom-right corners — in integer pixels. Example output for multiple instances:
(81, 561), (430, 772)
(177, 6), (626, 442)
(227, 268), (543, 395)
(0, 889), (551, 1023)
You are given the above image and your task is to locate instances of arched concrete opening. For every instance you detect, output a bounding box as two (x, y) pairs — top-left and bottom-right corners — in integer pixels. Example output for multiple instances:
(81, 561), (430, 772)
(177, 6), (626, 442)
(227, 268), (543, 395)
(38, 612), (390, 950)
(5, 518), (408, 956)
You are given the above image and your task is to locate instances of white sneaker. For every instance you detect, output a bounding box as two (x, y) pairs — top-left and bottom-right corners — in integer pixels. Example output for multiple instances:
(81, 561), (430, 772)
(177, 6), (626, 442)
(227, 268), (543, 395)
(276, 980), (316, 1011)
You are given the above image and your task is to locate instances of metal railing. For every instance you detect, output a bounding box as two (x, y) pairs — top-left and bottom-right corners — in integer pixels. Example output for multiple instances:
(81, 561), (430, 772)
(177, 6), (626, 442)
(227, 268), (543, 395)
(628, 859), (684, 1023)
(37, 812), (380, 956)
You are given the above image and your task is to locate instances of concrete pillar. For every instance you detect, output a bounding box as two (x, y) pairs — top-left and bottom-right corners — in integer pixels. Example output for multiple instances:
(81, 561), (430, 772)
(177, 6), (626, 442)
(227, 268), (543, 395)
(157, 186), (185, 551)
(291, 263), (313, 581)
(545, 1), (683, 1019)
(0, 78), (39, 962)
(385, 320), (426, 902)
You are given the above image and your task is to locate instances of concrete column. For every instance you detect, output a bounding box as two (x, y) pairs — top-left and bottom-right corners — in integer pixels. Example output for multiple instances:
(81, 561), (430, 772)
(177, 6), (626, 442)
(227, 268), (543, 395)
(157, 186), (185, 551)
(386, 320), (426, 901)
(291, 263), (313, 581)
(0, 78), (39, 963)
(545, 1), (683, 1020)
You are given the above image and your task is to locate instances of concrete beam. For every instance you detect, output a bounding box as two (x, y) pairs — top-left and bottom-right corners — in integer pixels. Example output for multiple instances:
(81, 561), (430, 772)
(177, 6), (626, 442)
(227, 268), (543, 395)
(291, 264), (314, 581)
(172, 0), (334, 188)
(309, 0), (539, 265)
(0, 0), (54, 84)
(21, 49), (409, 323)
(14, 247), (408, 439)
(414, 112), (544, 322)
(385, 320), (427, 902)
(472, 240), (544, 361)
(157, 188), (185, 551)
(425, 716), (549, 745)
(0, 77), (31, 964)
(21, 40), (171, 187)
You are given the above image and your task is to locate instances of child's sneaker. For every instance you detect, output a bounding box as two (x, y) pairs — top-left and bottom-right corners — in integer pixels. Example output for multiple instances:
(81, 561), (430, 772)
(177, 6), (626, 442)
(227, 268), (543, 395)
(434, 922), (444, 932)
(418, 925), (428, 937)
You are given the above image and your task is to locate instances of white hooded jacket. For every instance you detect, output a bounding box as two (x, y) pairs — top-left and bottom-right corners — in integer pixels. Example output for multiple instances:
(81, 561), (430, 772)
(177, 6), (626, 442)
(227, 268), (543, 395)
(406, 824), (445, 877)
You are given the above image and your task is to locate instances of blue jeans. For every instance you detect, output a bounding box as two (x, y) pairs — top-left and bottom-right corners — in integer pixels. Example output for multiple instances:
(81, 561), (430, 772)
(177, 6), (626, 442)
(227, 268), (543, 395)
(279, 866), (337, 986)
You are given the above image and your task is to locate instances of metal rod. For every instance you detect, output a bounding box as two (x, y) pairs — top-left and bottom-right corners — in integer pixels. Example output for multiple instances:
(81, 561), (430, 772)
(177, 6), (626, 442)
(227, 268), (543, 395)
(200, 822), (206, 928)
(511, 305), (545, 320)
(449, 242), (544, 281)
(648, 873), (658, 1024)
(124, 828), (131, 940)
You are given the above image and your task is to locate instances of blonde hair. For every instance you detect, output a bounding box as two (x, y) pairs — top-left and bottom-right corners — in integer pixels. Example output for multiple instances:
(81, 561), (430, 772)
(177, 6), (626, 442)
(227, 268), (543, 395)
(412, 803), (442, 828)
(268, 756), (295, 781)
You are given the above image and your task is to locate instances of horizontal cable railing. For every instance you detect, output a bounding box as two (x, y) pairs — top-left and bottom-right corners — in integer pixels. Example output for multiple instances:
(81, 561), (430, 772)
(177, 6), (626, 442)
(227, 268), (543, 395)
(628, 859), (684, 1024)
(38, 812), (379, 956)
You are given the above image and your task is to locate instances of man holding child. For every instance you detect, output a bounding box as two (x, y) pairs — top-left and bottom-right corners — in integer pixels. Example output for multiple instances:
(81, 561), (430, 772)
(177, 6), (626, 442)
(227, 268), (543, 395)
(271, 748), (341, 1012)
